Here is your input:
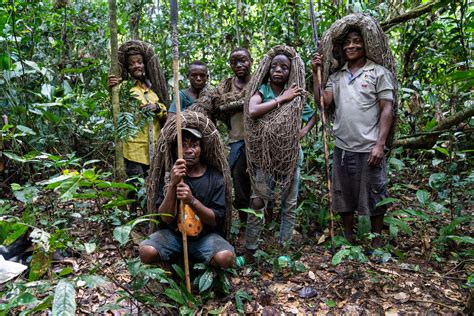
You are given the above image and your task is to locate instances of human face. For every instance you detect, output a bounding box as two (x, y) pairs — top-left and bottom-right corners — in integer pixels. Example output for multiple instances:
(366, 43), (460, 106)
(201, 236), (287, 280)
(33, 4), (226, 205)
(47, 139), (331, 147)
(229, 50), (252, 78)
(188, 65), (208, 90)
(269, 54), (291, 86)
(182, 136), (201, 168)
(343, 32), (366, 61)
(127, 54), (146, 81)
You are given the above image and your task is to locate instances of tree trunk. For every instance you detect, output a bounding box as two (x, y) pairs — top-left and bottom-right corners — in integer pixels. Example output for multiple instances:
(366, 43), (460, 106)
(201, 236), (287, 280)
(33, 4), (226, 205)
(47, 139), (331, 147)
(394, 106), (474, 149)
(108, 0), (126, 181)
(129, 0), (141, 40)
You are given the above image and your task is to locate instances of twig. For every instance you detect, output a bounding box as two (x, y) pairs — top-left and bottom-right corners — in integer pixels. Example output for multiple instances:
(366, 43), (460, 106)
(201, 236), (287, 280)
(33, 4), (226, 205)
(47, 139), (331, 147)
(409, 299), (460, 311)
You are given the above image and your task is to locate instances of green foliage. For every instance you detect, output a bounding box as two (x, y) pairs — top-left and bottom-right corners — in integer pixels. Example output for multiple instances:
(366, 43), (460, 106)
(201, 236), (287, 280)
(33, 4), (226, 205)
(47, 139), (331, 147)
(331, 245), (368, 265)
(235, 289), (253, 314)
(51, 280), (76, 316)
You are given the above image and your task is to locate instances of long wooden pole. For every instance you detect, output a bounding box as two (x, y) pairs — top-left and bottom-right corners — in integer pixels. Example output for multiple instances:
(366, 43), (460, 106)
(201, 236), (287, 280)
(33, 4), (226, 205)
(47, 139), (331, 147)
(108, 0), (126, 181)
(309, 0), (334, 249)
(170, 0), (191, 293)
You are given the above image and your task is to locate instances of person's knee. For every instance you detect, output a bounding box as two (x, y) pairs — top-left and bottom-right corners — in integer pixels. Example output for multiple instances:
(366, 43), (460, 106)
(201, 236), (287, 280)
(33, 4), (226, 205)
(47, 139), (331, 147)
(139, 245), (160, 264)
(212, 250), (235, 269)
(251, 197), (264, 210)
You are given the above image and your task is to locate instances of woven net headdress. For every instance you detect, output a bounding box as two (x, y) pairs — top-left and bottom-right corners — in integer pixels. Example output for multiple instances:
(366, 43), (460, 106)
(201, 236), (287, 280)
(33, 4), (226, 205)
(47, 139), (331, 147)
(146, 111), (233, 236)
(244, 45), (306, 199)
(117, 40), (170, 106)
(318, 13), (398, 147)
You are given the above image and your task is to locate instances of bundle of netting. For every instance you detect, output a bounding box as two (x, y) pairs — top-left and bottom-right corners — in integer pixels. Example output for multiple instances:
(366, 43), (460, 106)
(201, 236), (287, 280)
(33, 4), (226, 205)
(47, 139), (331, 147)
(318, 13), (398, 147)
(189, 78), (247, 122)
(244, 45), (306, 199)
(118, 40), (170, 106)
(146, 111), (233, 237)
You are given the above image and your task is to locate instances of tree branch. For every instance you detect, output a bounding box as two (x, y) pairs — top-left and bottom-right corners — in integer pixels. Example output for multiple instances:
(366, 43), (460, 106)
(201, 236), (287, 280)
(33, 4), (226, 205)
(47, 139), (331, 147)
(381, 0), (449, 31)
(394, 106), (474, 149)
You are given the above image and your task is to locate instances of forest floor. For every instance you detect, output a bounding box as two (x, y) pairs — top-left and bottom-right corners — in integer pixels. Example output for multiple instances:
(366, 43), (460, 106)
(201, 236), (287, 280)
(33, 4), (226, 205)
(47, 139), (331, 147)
(3, 168), (472, 315)
(64, 203), (471, 315)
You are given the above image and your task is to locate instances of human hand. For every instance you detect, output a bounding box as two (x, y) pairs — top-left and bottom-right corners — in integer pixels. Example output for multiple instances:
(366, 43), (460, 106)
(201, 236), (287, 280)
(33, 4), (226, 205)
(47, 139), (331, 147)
(141, 103), (158, 111)
(108, 75), (122, 89)
(170, 159), (187, 186)
(176, 182), (194, 204)
(280, 83), (303, 103)
(367, 144), (385, 167)
(311, 53), (323, 73)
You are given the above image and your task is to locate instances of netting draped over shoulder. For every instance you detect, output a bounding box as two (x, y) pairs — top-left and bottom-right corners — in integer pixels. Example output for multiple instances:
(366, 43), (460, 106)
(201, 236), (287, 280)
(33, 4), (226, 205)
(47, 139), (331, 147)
(189, 78), (247, 123)
(117, 40), (170, 106)
(146, 111), (233, 237)
(244, 45), (306, 199)
(318, 13), (398, 147)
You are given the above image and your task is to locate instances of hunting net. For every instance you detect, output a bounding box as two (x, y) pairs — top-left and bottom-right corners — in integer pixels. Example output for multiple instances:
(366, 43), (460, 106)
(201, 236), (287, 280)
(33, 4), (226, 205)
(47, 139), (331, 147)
(146, 111), (233, 237)
(244, 45), (306, 199)
(189, 77), (248, 123)
(318, 13), (398, 147)
(118, 40), (170, 106)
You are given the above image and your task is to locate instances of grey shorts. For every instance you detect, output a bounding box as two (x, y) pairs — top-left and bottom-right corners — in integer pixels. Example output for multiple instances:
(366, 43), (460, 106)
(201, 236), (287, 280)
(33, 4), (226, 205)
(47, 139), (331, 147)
(332, 147), (389, 216)
(140, 229), (235, 264)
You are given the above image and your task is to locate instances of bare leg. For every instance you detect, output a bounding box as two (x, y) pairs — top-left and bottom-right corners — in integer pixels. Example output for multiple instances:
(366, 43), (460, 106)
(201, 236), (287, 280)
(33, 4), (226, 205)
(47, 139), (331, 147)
(370, 214), (384, 248)
(341, 212), (355, 244)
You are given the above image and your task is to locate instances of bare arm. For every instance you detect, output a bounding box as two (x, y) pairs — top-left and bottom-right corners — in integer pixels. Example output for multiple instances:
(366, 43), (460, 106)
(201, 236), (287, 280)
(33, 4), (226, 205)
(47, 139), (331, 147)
(367, 99), (393, 167)
(299, 114), (317, 139)
(249, 83), (304, 119)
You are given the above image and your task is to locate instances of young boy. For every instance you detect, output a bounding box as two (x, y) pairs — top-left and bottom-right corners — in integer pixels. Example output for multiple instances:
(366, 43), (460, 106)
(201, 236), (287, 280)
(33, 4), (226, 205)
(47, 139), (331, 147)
(168, 60), (209, 119)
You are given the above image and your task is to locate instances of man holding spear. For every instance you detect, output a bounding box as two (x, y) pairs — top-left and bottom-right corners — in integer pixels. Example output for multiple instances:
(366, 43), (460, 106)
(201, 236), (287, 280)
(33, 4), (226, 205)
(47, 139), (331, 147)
(312, 14), (396, 248)
(141, 1), (234, 295)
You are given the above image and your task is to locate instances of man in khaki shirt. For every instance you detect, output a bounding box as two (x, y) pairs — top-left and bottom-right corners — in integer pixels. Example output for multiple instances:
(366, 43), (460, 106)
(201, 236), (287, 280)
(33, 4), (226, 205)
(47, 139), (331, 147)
(313, 28), (394, 248)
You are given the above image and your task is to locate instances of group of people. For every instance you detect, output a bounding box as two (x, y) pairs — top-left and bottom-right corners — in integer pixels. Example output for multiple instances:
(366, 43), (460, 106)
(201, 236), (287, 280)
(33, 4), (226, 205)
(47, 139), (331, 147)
(108, 21), (395, 270)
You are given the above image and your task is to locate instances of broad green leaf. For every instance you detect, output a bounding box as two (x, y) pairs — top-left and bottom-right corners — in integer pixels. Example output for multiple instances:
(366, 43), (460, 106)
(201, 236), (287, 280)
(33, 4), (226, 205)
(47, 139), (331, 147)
(434, 147), (450, 157)
(84, 242), (96, 254)
(447, 235), (474, 245)
(331, 248), (350, 265)
(16, 125), (36, 136)
(388, 157), (405, 171)
(77, 275), (108, 288)
(384, 217), (412, 236)
(52, 280), (76, 316)
(416, 190), (430, 206)
(428, 201), (448, 213)
(164, 288), (186, 305)
(38, 174), (75, 186)
(376, 197), (399, 207)
(198, 270), (214, 293)
(113, 224), (133, 246)
(172, 264), (185, 280)
(428, 173), (447, 190)
(12, 185), (39, 203)
(326, 299), (336, 308)
(29, 249), (52, 281)
(238, 208), (264, 219)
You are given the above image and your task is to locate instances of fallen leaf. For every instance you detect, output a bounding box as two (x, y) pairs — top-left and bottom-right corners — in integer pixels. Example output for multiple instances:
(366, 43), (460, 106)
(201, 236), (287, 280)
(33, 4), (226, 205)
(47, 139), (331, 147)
(298, 287), (317, 299)
(308, 270), (316, 280)
(394, 292), (410, 302)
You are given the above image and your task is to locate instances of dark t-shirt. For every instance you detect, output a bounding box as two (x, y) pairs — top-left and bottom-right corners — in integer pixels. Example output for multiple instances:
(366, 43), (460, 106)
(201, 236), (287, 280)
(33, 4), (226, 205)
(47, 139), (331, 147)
(157, 165), (227, 236)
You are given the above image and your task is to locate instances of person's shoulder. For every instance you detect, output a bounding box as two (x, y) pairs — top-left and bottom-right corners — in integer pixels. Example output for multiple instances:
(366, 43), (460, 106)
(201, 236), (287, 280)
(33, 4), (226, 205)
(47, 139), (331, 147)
(367, 59), (392, 74)
(205, 165), (224, 178)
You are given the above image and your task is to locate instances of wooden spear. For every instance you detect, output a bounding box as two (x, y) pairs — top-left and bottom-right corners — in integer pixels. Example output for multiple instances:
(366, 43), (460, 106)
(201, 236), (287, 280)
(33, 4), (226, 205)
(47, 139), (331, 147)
(170, 0), (191, 293)
(309, 0), (334, 248)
